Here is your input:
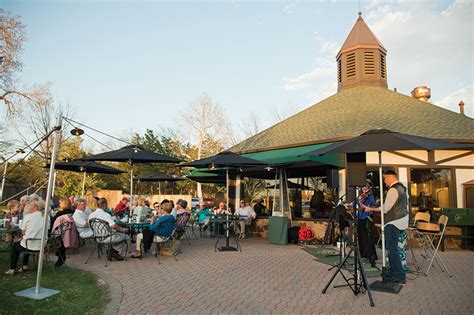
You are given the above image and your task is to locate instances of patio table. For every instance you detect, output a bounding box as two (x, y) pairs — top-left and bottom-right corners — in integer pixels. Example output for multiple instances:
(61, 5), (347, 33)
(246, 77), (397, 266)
(209, 215), (247, 252)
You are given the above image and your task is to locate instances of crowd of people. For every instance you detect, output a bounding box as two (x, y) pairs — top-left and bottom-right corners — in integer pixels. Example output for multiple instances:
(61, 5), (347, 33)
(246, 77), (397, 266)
(1, 193), (258, 275)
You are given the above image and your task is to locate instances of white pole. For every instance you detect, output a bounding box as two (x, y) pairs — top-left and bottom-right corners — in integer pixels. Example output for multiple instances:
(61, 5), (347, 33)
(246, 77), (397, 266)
(35, 115), (62, 294)
(129, 164), (134, 221)
(271, 169), (278, 216)
(226, 168), (229, 211)
(0, 161), (8, 202)
(51, 171), (57, 198)
(81, 171), (87, 197)
(378, 151), (387, 279)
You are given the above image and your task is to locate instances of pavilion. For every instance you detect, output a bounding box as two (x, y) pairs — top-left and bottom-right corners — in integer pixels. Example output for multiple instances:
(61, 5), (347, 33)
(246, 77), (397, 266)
(228, 13), (474, 242)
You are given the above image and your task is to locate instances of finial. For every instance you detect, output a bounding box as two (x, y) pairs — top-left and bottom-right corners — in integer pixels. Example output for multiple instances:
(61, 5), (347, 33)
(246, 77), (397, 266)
(358, 11), (362, 18)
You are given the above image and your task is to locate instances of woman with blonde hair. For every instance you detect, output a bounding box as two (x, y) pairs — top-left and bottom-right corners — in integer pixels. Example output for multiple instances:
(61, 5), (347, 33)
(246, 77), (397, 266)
(5, 200), (47, 275)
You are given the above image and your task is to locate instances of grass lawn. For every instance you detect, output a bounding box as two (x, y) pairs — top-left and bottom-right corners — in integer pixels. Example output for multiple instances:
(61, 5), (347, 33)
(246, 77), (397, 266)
(0, 244), (109, 314)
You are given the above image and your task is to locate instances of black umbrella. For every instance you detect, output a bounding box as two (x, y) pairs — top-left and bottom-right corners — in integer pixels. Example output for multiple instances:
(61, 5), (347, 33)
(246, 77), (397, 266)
(138, 173), (186, 182)
(47, 160), (124, 197)
(302, 129), (473, 292)
(266, 180), (311, 190)
(82, 145), (181, 164)
(180, 151), (267, 207)
(180, 151), (266, 168)
(137, 173), (186, 195)
(82, 145), (180, 211)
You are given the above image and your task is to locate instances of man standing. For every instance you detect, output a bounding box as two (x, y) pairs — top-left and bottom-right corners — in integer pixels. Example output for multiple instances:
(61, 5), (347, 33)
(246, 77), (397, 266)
(234, 199), (256, 239)
(361, 170), (408, 284)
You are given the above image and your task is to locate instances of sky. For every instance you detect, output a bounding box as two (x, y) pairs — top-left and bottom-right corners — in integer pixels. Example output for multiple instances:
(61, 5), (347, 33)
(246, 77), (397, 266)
(2, 0), (473, 152)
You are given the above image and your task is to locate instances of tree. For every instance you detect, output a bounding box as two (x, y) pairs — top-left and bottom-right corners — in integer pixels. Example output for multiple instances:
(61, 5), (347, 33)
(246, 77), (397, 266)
(239, 111), (260, 139)
(179, 94), (235, 198)
(0, 9), (50, 114)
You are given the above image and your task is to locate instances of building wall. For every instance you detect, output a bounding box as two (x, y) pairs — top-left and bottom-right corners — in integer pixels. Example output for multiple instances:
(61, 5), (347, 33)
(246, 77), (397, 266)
(456, 169), (474, 207)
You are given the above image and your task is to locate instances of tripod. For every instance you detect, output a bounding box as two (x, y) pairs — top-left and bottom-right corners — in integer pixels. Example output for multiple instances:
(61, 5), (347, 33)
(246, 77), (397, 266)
(321, 189), (375, 307)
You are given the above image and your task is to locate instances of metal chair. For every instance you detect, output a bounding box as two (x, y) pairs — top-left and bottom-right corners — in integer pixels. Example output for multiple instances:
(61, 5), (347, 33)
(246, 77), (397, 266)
(417, 214), (452, 277)
(175, 212), (191, 245)
(142, 217), (177, 264)
(87, 218), (128, 267)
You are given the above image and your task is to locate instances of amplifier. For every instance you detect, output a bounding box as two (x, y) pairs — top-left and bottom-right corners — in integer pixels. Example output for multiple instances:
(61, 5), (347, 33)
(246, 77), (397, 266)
(436, 208), (474, 226)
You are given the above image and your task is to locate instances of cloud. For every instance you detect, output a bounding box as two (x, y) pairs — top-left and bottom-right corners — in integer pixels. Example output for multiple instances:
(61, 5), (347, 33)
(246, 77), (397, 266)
(283, 3), (297, 15)
(281, 0), (473, 115)
(365, 0), (473, 107)
(435, 84), (473, 117)
(281, 57), (334, 91)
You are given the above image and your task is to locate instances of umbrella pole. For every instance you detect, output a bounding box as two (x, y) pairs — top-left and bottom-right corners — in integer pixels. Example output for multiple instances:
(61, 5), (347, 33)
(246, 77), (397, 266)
(130, 164), (134, 221)
(378, 151), (387, 281)
(226, 168), (229, 211)
(81, 171), (87, 198)
(52, 171), (57, 198)
(0, 161), (8, 202)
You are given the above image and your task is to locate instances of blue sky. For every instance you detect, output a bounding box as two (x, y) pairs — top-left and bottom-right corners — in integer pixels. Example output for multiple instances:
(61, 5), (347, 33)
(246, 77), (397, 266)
(2, 0), (472, 151)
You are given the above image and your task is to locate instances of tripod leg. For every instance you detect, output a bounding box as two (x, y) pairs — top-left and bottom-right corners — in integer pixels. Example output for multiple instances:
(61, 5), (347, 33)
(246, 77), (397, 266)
(322, 247), (353, 294)
(355, 247), (375, 307)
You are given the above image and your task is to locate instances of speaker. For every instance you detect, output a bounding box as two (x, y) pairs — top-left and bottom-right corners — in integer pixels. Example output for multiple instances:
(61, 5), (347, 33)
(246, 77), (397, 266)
(326, 169), (339, 188)
(346, 153), (366, 187)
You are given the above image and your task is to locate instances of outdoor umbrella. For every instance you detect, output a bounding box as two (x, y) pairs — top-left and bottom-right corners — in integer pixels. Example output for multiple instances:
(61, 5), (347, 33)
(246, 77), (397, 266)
(181, 151), (267, 250)
(48, 160), (124, 197)
(184, 169), (226, 185)
(266, 180), (311, 190)
(302, 128), (473, 292)
(82, 145), (180, 214)
(180, 152), (267, 206)
(137, 172), (186, 195)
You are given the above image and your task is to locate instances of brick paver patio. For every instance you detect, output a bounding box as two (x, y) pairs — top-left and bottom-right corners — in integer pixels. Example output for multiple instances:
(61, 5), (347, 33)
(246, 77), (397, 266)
(66, 236), (474, 314)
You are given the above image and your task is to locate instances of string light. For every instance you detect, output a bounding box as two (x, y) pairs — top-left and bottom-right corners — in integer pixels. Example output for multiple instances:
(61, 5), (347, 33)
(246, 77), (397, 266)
(70, 127), (84, 136)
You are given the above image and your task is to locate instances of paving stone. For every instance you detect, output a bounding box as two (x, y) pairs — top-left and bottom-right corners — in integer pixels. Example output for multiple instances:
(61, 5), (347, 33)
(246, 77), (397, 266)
(66, 237), (474, 314)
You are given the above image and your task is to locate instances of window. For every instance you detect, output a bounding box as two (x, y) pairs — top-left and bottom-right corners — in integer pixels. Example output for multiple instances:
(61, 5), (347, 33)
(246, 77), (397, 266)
(410, 168), (452, 213)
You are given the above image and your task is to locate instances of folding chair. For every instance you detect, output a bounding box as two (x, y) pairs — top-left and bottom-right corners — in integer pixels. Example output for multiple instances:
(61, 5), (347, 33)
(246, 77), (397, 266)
(88, 218), (128, 267)
(406, 211), (431, 273)
(417, 214), (452, 277)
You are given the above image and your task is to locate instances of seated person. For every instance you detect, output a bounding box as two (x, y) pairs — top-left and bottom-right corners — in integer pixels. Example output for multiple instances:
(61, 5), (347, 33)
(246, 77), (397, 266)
(89, 198), (129, 261)
(214, 202), (230, 215)
(5, 200), (22, 221)
(73, 198), (93, 238)
(5, 200), (46, 275)
(50, 197), (75, 267)
(132, 198), (147, 222)
(152, 202), (161, 216)
(51, 197), (74, 228)
(171, 199), (188, 218)
(234, 199), (256, 239)
(253, 198), (266, 217)
(114, 197), (129, 218)
(132, 203), (175, 258)
(196, 202), (213, 228)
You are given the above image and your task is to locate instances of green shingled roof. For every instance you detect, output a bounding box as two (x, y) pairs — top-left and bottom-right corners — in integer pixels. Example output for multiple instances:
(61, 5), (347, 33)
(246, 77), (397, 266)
(231, 86), (474, 154)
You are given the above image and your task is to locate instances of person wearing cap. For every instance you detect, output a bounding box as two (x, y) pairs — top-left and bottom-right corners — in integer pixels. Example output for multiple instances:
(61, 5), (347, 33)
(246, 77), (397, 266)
(171, 199), (188, 218)
(360, 170), (408, 284)
(357, 181), (377, 266)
